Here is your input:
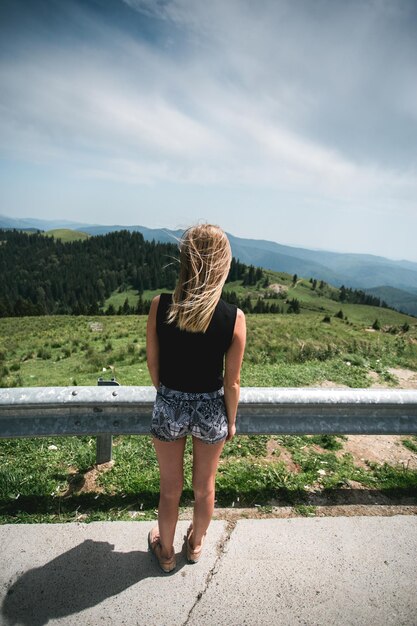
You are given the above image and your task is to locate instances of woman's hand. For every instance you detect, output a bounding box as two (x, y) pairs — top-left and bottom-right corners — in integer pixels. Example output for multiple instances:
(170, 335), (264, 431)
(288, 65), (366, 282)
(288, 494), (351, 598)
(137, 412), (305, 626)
(226, 422), (236, 441)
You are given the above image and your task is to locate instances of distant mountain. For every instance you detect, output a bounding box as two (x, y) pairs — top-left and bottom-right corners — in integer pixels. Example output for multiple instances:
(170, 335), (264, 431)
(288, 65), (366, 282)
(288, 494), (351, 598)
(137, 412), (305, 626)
(2, 214), (417, 314)
(0, 215), (85, 231)
(0, 215), (182, 243)
(365, 286), (417, 317)
(226, 234), (417, 290)
(81, 224), (183, 244)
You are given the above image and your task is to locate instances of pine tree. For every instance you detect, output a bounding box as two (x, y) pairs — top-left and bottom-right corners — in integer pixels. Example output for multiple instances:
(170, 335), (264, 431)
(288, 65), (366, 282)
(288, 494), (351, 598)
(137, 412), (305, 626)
(287, 298), (300, 314)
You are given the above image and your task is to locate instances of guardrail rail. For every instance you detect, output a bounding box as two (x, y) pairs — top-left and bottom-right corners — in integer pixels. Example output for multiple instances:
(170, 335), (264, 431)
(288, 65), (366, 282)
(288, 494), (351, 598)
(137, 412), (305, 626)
(1, 386), (417, 463)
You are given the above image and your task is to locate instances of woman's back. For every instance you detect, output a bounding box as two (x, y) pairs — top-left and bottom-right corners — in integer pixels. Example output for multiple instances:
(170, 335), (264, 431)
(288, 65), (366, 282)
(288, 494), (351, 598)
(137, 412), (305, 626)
(157, 292), (237, 393)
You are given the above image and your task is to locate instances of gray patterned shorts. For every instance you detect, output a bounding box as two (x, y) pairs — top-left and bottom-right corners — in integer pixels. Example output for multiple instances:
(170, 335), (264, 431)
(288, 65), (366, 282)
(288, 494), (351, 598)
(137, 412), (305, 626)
(151, 384), (228, 444)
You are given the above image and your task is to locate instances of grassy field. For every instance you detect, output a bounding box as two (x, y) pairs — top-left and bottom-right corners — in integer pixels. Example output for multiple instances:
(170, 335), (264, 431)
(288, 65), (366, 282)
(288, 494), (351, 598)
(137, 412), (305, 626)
(42, 228), (90, 242)
(1, 305), (415, 389)
(1, 285), (417, 523)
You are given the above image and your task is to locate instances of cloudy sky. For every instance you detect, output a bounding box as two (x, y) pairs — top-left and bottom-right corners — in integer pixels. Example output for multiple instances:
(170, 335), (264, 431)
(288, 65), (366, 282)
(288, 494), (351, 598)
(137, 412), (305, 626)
(0, 0), (416, 260)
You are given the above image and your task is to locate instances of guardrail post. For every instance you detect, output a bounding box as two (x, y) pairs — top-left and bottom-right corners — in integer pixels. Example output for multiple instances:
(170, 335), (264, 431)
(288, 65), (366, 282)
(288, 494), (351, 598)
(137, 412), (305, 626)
(96, 377), (119, 464)
(96, 433), (113, 464)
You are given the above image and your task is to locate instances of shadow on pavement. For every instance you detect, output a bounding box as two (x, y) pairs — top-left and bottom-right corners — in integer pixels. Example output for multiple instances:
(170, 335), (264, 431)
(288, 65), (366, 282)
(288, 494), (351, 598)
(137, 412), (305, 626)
(2, 538), (184, 626)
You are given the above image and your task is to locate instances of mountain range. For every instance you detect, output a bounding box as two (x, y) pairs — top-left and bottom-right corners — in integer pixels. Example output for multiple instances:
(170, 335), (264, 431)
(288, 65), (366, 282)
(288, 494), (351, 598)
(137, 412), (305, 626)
(1, 214), (416, 316)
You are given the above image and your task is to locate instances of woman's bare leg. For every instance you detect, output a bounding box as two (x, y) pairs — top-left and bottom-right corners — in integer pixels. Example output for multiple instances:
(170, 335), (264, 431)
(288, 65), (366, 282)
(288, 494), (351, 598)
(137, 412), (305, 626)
(191, 437), (225, 549)
(152, 436), (187, 558)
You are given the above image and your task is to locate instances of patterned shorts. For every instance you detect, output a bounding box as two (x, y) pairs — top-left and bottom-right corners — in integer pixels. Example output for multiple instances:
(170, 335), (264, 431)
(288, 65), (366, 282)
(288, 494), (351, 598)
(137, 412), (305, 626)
(151, 384), (228, 444)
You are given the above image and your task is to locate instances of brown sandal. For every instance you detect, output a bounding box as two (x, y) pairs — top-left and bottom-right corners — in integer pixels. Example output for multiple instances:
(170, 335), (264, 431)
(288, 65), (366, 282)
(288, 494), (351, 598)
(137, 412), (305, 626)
(148, 527), (176, 573)
(186, 525), (206, 564)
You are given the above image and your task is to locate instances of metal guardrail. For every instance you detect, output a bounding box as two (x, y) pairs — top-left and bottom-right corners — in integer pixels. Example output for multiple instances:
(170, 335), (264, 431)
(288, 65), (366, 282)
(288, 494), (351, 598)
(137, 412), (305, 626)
(1, 386), (417, 463)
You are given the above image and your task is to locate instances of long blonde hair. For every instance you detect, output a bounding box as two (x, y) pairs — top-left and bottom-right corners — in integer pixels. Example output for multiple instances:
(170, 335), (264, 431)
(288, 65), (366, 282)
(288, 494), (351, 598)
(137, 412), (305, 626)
(167, 224), (232, 333)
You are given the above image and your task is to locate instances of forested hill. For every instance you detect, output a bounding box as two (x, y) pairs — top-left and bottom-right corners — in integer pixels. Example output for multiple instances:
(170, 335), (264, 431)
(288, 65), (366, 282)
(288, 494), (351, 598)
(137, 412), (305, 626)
(0, 229), (256, 317)
(0, 229), (178, 316)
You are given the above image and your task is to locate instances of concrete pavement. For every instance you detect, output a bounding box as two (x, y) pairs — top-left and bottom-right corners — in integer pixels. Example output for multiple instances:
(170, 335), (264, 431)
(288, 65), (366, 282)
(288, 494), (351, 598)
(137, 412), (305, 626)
(0, 516), (416, 626)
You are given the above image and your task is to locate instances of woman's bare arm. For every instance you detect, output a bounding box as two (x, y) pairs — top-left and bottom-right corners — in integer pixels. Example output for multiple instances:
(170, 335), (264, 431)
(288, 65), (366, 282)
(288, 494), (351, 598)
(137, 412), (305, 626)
(146, 295), (160, 389)
(223, 309), (246, 441)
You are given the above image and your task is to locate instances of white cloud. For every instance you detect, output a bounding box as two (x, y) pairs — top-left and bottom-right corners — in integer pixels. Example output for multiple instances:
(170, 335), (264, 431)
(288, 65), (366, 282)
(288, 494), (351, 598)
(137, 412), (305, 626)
(1, 0), (416, 225)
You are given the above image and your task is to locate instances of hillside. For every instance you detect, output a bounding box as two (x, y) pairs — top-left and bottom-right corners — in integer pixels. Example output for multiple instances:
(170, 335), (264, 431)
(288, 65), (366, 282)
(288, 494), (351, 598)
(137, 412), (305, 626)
(0, 230), (265, 317)
(1, 231), (417, 403)
(0, 229), (178, 316)
(2, 215), (417, 316)
(225, 234), (417, 295)
(42, 228), (90, 242)
(43, 229), (90, 242)
(224, 271), (416, 327)
(365, 286), (417, 318)
(2, 215), (417, 312)
(1, 227), (416, 325)
(104, 267), (415, 331)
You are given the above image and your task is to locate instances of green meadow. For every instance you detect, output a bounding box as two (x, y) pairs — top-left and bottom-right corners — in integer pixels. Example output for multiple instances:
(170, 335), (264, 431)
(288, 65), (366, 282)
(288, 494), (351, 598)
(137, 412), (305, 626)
(42, 228), (90, 242)
(2, 267), (416, 389)
(1, 275), (417, 523)
(1, 310), (416, 389)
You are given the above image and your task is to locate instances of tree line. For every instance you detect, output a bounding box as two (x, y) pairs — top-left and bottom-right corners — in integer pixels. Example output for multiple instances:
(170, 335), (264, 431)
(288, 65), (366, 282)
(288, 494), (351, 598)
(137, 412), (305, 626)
(308, 277), (389, 310)
(0, 230), (268, 317)
(338, 285), (388, 308)
(0, 229), (179, 316)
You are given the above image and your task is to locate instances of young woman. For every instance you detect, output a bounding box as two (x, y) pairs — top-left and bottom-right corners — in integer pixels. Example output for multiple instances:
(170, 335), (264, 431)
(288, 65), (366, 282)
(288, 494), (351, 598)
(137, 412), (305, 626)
(146, 224), (246, 573)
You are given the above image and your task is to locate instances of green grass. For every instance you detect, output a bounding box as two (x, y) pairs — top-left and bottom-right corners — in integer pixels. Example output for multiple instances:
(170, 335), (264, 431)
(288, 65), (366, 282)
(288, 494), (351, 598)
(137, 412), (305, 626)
(104, 287), (143, 310)
(402, 437), (417, 454)
(0, 306), (416, 523)
(1, 311), (416, 389)
(293, 504), (317, 517)
(43, 229), (90, 242)
(1, 429), (416, 523)
(0, 316), (150, 387)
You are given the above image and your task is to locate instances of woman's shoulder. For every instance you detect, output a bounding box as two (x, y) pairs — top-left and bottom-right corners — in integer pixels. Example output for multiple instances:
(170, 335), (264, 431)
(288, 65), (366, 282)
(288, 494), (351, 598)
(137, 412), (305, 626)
(232, 308), (246, 342)
(150, 293), (170, 314)
(219, 298), (236, 309)
(153, 292), (172, 305)
(218, 299), (245, 319)
(152, 293), (173, 322)
(236, 307), (245, 320)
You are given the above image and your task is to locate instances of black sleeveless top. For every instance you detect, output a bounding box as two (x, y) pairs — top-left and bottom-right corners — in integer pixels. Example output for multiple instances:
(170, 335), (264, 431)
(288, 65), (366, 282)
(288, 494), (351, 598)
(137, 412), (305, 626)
(156, 293), (238, 393)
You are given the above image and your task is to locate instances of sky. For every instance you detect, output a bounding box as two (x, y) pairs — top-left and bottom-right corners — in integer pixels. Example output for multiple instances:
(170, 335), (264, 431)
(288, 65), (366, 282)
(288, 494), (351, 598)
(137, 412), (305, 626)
(0, 0), (416, 260)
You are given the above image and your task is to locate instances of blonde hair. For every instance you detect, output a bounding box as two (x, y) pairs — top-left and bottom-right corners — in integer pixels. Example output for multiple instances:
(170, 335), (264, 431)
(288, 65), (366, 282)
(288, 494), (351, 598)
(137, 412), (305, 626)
(167, 224), (232, 333)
